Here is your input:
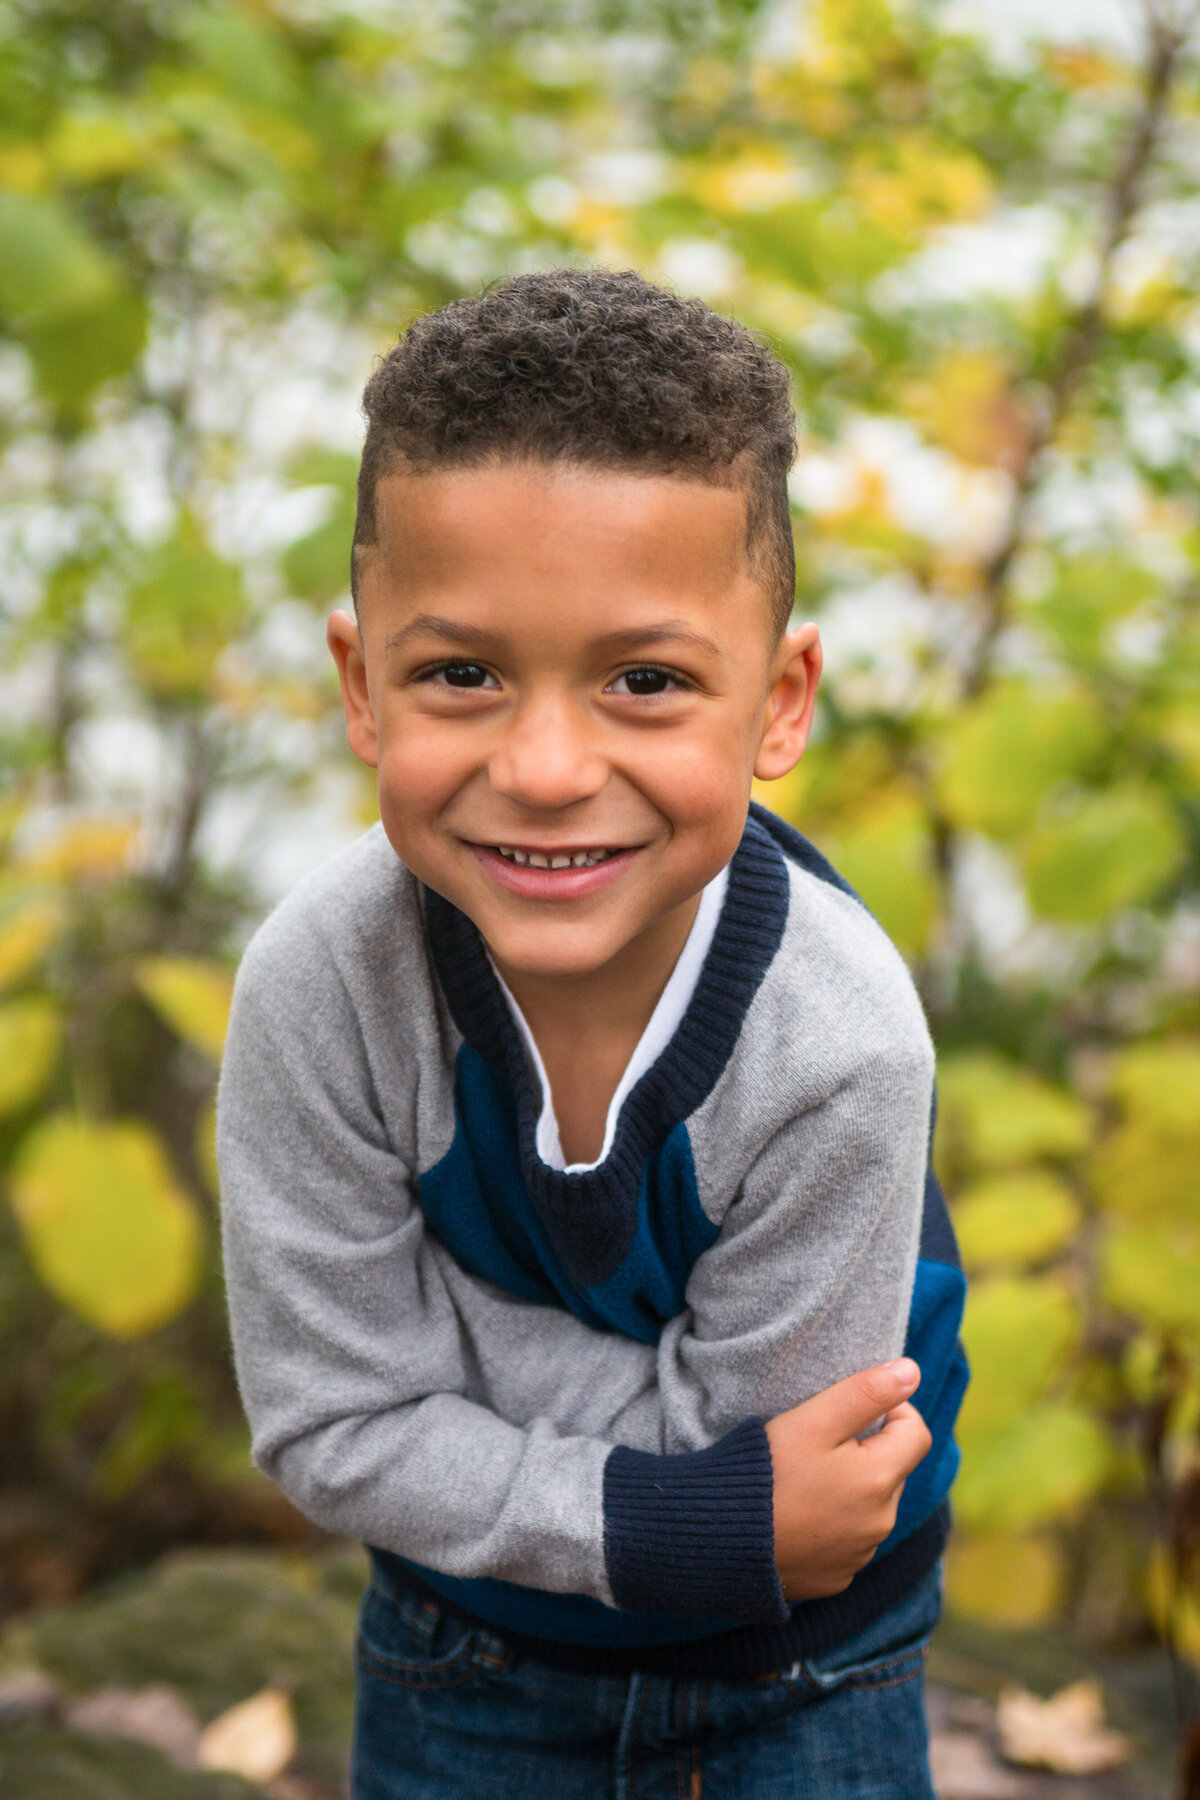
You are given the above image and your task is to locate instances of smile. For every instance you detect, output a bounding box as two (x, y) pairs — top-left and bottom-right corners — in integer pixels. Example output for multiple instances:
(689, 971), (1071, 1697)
(495, 846), (619, 869)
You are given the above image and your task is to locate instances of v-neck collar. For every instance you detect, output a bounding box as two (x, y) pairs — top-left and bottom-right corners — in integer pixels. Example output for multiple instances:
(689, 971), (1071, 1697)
(422, 811), (790, 1285)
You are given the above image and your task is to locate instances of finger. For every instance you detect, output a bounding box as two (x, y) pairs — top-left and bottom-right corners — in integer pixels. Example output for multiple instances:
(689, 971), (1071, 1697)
(861, 1404), (933, 1479)
(796, 1359), (921, 1447)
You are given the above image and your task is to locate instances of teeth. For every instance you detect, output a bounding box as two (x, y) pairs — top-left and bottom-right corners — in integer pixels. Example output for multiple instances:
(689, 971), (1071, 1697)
(494, 846), (616, 868)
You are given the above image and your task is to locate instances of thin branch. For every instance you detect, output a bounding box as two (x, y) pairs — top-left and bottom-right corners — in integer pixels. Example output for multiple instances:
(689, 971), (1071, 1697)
(962, 0), (1197, 698)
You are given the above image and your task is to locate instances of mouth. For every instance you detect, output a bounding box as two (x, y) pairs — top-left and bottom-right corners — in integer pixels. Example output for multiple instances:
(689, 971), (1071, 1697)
(468, 841), (640, 899)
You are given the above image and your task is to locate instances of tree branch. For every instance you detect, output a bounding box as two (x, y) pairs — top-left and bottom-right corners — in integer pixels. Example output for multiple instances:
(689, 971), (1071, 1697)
(961, 0), (1198, 698)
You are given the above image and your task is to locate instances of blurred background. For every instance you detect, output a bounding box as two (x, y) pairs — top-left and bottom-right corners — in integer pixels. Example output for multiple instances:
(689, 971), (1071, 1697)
(1, 0), (1199, 1794)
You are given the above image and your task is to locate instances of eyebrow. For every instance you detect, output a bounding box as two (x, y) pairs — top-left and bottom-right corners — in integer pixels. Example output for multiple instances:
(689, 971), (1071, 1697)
(383, 614), (497, 654)
(384, 614), (721, 658)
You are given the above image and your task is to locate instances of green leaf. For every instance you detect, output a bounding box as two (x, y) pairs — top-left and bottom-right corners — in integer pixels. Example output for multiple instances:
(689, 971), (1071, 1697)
(9, 1116), (202, 1339)
(820, 786), (937, 955)
(959, 1275), (1078, 1437)
(182, 8), (302, 112)
(1023, 785), (1183, 922)
(24, 287), (147, 410)
(1104, 1225), (1200, 1335)
(134, 956), (234, 1063)
(0, 191), (117, 322)
(953, 1170), (1080, 1272)
(954, 1403), (1111, 1531)
(935, 684), (1105, 840)
(280, 503), (355, 606)
(937, 1051), (1091, 1173)
(123, 519), (247, 700)
(1030, 554), (1160, 664)
(0, 996), (62, 1113)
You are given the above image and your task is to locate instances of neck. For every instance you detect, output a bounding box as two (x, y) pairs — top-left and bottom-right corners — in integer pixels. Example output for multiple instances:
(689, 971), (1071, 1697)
(494, 892), (702, 1054)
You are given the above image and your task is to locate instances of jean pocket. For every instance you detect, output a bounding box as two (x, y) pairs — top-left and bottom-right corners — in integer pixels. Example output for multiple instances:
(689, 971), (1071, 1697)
(791, 1567), (942, 1696)
(355, 1578), (509, 1692)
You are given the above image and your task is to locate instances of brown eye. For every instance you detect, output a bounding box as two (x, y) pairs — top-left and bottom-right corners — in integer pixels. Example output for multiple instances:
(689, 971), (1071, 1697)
(613, 667), (674, 696)
(439, 662), (493, 688)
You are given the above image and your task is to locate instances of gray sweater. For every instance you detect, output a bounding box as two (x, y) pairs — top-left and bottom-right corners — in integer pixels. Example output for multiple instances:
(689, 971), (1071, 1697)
(217, 807), (960, 1665)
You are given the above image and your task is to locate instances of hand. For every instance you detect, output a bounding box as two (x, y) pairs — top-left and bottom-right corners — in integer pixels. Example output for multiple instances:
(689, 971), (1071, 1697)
(764, 1358), (932, 1601)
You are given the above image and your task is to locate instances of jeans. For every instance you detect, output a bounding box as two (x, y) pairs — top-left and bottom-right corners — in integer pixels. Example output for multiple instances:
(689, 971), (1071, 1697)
(351, 1563), (941, 1799)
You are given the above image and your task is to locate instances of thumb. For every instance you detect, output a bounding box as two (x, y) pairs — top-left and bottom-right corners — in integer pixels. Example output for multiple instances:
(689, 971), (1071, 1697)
(803, 1359), (921, 1447)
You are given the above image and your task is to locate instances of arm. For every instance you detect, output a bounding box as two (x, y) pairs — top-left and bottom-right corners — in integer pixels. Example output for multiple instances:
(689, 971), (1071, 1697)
(219, 901), (932, 1619)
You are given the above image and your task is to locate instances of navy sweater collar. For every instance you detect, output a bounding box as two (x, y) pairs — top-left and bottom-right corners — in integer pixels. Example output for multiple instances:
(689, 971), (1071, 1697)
(422, 813), (789, 1271)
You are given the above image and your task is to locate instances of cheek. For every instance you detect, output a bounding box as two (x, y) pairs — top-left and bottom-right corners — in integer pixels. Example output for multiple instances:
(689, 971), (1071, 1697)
(374, 726), (463, 831)
(633, 731), (756, 831)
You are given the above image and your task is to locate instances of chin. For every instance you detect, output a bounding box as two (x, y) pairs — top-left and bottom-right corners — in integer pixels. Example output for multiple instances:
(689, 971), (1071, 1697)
(484, 925), (624, 980)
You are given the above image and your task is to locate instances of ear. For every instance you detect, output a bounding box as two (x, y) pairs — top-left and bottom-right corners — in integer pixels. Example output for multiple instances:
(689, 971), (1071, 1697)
(754, 622), (822, 782)
(327, 609), (379, 769)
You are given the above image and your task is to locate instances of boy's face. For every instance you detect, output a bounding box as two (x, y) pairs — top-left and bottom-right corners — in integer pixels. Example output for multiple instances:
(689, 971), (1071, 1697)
(329, 461), (820, 980)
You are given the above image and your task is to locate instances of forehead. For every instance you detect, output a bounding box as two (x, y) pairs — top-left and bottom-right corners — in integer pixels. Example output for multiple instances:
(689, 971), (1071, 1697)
(359, 461), (759, 628)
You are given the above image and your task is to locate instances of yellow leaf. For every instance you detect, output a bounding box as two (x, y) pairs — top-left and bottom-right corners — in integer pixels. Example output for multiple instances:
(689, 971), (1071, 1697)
(820, 786), (938, 956)
(954, 1403), (1110, 1531)
(134, 957), (234, 1063)
(997, 1682), (1132, 1775)
(0, 997), (61, 1113)
(10, 1116), (202, 1338)
(1107, 1040), (1200, 1139)
(945, 1532), (1063, 1628)
(198, 1688), (296, 1784)
(847, 134), (992, 240)
(959, 1276), (1078, 1438)
(1159, 700), (1200, 783)
(1103, 1225), (1200, 1335)
(905, 349), (1032, 473)
(0, 901), (61, 990)
(937, 1051), (1091, 1175)
(953, 1170), (1080, 1273)
(1090, 1124), (1197, 1226)
(22, 818), (139, 882)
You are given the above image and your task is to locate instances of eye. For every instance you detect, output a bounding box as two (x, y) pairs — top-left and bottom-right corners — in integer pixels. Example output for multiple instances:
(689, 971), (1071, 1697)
(430, 661), (497, 689)
(609, 666), (680, 697)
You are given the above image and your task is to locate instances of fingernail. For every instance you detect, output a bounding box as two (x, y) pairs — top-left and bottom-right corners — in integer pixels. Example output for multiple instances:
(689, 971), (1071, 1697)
(888, 1358), (919, 1387)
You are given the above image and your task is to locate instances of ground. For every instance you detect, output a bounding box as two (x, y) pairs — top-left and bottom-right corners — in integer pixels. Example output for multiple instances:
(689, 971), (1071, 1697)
(0, 1548), (1188, 1798)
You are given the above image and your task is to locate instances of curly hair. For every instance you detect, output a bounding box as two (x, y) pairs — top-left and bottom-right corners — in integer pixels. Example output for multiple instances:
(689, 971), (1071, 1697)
(354, 269), (798, 634)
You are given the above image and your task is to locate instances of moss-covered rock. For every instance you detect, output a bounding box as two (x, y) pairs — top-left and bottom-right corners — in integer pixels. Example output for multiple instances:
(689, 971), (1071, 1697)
(0, 1727), (260, 1800)
(21, 1546), (366, 1791)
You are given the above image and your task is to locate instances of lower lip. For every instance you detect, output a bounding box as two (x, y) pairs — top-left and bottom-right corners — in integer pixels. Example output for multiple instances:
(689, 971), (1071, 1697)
(470, 844), (639, 900)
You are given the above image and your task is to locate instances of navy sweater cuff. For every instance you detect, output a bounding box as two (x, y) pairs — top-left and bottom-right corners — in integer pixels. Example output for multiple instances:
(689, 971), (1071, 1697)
(603, 1417), (788, 1622)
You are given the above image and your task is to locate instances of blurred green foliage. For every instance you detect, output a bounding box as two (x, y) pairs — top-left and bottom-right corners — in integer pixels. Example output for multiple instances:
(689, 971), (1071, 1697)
(1, 0), (1198, 1662)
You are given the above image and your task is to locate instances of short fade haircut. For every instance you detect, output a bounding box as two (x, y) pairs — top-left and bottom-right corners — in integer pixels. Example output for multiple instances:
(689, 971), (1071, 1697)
(353, 268), (798, 635)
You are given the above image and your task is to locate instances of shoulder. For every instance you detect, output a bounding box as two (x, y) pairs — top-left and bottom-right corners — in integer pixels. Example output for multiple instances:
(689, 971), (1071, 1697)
(232, 825), (426, 1025)
(705, 809), (934, 1124)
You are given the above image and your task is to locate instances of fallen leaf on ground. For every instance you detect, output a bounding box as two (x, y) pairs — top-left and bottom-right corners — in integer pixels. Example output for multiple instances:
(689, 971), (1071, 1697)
(930, 1729), (1027, 1798)
(65, 1683), (202, 1767)
(197, 1685), (297, 1783)
(997, 1680), (1133, 1774)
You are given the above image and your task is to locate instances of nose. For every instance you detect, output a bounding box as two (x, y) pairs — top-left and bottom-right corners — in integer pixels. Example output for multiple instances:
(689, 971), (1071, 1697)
(487, 691), (608, 812)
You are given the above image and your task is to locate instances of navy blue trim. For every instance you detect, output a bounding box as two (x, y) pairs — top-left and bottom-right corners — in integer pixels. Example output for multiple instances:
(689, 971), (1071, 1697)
(370, 1504), (949, 1680)
(422, 813), (790, 1285)
(748, 799), (863, 904)
(603, 1418), (787, 1623)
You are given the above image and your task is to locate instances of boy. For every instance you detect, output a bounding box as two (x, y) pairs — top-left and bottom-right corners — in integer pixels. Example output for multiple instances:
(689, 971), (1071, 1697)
(218, 269), (968, 1799)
